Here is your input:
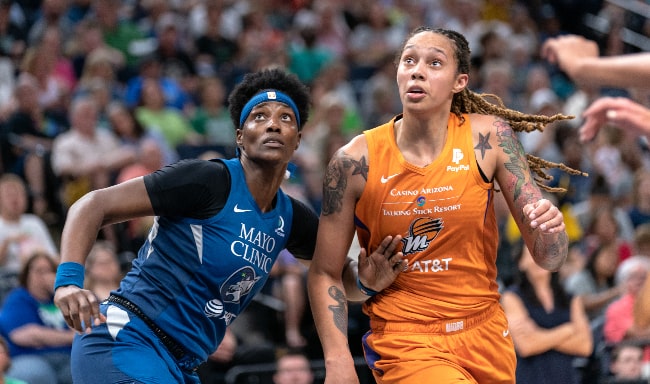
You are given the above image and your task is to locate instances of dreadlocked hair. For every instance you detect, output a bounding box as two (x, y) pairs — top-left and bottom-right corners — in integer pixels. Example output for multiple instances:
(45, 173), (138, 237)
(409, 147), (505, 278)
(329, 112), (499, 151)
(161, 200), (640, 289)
(452, 89), (587, 192)
(402, 26), (587, 193)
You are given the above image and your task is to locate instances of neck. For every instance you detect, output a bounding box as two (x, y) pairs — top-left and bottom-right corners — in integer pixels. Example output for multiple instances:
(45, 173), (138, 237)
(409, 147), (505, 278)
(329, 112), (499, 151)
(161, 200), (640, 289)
(241, 160), (286, 212)
(394, 114), (449, 167)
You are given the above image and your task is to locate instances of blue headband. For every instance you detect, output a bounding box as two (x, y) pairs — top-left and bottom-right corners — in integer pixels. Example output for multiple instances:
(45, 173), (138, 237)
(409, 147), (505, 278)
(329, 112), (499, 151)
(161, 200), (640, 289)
(239, 90), (301, 128)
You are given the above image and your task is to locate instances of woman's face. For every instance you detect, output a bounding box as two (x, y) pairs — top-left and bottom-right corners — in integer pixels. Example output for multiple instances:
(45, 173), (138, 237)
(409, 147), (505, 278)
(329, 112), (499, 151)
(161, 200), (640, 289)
(594, 245), (619, 278)
(237, 101), (301, 165)
(396, 31), (467, 113)
(27, 255), (56, 298)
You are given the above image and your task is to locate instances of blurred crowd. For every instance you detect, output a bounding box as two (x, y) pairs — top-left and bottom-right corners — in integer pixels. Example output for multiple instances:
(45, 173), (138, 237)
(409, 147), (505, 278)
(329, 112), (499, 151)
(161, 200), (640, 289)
(0, 0), (649, 383)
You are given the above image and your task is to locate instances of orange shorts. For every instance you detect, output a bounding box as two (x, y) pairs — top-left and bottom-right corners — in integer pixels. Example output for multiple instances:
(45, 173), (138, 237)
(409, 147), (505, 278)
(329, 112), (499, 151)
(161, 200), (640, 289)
(362, 303), (516, 384)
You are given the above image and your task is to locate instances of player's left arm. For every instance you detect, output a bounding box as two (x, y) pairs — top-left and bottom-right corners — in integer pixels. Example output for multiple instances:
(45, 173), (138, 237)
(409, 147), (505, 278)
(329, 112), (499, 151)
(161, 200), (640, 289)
(487, 115), (568, 271)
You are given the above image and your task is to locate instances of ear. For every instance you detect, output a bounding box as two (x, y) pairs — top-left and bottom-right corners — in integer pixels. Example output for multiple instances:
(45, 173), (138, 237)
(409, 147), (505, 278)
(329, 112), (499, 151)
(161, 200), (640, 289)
(235, 129), (243, 146)
(295, 131), (302, 150)
(452, 73), (469, 94)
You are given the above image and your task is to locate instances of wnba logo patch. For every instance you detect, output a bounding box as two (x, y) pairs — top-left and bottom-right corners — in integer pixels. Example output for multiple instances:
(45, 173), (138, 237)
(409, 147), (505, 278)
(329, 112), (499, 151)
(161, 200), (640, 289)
(401, 217), (444, 255)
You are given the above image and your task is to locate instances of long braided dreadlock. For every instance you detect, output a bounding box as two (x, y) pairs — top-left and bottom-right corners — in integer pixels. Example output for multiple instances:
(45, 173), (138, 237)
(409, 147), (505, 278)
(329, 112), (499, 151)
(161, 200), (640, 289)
(404, 27), (587, 193)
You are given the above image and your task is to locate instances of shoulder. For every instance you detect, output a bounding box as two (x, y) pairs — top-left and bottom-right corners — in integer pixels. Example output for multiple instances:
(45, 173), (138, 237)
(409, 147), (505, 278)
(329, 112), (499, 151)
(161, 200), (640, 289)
(466, 113), (513, 134)
(144, 158), (229, 193)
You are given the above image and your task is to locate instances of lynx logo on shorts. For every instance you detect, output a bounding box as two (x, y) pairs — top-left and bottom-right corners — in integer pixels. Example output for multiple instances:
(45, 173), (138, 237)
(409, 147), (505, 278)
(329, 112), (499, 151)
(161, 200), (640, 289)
(401, 217), (443, 255)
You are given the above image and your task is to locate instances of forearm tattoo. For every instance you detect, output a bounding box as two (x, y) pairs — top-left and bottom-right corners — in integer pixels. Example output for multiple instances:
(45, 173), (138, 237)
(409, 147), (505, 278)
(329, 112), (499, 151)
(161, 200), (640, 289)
(327, 286), (348, 335)
(495, 119), (528, 201)
(534, 230), (569, 268)
(321, 152), (368, 216)
(474, 132), (492, 160)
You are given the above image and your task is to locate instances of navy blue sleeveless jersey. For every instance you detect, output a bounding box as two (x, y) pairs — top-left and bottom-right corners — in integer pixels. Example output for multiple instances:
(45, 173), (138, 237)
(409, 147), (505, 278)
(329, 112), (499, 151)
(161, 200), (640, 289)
(114, 158), (317, 361)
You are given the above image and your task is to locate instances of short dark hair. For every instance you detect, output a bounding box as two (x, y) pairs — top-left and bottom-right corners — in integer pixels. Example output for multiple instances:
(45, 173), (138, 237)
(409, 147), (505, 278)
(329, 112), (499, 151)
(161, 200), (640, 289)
(228, 68), (311, 131)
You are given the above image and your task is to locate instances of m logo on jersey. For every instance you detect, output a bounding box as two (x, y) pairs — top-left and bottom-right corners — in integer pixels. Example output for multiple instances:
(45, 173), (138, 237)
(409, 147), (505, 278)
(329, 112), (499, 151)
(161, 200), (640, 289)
(401, 217), (444, 255)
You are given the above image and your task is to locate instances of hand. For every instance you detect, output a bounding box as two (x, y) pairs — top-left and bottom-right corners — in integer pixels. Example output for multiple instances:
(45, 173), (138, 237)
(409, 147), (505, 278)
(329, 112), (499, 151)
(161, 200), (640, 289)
(579, 96), (650, 142)
(358, 235), (405, 292)
(523, 199), (565, 234)
(540, 35), (599, 81)
(54, 285), (105, 333)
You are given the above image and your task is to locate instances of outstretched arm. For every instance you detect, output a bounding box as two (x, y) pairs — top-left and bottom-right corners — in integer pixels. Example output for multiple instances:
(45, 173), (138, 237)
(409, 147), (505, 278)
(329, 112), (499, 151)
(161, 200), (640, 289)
(579, 96), (650, 142)
(541, 34), (650, 89)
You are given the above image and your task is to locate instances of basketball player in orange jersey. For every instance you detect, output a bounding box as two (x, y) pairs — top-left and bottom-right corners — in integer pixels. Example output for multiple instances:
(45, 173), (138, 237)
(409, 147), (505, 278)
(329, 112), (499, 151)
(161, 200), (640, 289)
(308, 27), (581, 384)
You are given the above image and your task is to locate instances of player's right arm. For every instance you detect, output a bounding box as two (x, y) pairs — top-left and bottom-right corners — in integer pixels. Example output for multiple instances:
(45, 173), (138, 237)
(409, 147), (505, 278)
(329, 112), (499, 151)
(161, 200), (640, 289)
(308, 135), (369, 384)
(54, 177), (154, 333)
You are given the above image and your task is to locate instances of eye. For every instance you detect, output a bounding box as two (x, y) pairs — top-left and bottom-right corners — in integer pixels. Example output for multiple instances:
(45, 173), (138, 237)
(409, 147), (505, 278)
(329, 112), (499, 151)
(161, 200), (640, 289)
(281, 113), (292, 122)
(403, 57), (415, 64)
(253, 112), (265, 120)
(430, 59), (442, 67)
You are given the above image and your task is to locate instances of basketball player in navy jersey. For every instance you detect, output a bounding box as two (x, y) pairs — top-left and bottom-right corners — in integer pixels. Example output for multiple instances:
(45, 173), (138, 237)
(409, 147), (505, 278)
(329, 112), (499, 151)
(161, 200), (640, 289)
(53, 68), (404, 383)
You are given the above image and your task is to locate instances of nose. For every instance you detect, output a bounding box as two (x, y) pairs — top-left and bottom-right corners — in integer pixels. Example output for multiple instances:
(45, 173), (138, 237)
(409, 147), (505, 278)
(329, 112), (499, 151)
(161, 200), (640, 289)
(411, 68), (424, 80)
(266, 118), (282, 132)
(410, 61), (425, 80)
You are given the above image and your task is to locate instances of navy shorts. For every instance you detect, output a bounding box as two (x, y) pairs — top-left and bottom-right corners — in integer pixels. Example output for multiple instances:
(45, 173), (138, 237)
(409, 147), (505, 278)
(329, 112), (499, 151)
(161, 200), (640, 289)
(71, 302), (203, 383)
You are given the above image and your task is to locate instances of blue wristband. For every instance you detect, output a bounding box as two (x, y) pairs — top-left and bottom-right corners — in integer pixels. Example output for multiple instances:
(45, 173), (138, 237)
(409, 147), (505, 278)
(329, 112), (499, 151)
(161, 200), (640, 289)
(54, 262), (85, 290)
(356, 276), (379, 297)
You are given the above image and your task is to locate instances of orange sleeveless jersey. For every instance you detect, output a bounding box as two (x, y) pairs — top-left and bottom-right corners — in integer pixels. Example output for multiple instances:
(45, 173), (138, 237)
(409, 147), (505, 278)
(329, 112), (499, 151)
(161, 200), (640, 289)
(357, 113), (501, 322)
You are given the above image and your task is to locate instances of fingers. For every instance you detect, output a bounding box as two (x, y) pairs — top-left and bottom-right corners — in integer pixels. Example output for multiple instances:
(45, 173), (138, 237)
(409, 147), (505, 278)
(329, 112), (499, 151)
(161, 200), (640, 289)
(524, 199), (565, 233)
(57, 288), (102, 333)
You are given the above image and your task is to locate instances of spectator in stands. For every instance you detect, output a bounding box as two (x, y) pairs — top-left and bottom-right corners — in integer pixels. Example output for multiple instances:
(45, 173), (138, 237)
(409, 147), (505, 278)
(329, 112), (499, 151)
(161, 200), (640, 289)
(107, 101), (177, 166)
(188, 76), (236, 149)
(151, 12), (198, 100)
(18, 44), (67, 116)
(273, 349), (314, 384)
(287, 25), (334, 87)
(25, 0), (75, 47)
(605, 341), (645, 383)
(628, 170), (650, 230)
(633, 224), (650, 258)
(502, 243), (593, 384)
(134, 77), (199, 150)
(1, 74), (63, 221)
(67, 18), (125, 82)
(546, 123), (594, 209)
(84, 241), (122, 301)
(0, 335), (27, 384)
(192, 0), (238, 80)
(123, 55), (191, 112)
(581, 204), (634, 267)
(0, 252), (74, 384)
(0, 174), (59, 303)
(564, 242), (622, 321)
(90, 0), (146, 70)
(571, 174), (635, 245)
(50, 96), (136, 210)
(72, 43), (125, 104)
(604, 255), (650, 345)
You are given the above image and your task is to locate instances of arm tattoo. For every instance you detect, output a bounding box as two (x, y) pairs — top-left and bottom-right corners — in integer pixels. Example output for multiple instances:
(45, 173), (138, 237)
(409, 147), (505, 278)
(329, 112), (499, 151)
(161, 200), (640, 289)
(495, 119), (528, 201)
(327, 286), (348, 336)
(534, 231), (569, 268)
(321, 152), (368, 216)
(474, 132), (492, 159)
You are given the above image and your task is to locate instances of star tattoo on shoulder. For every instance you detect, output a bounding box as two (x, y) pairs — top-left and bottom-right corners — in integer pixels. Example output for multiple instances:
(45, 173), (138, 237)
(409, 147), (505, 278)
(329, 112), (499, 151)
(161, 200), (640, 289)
(474, 132), (492, 159)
